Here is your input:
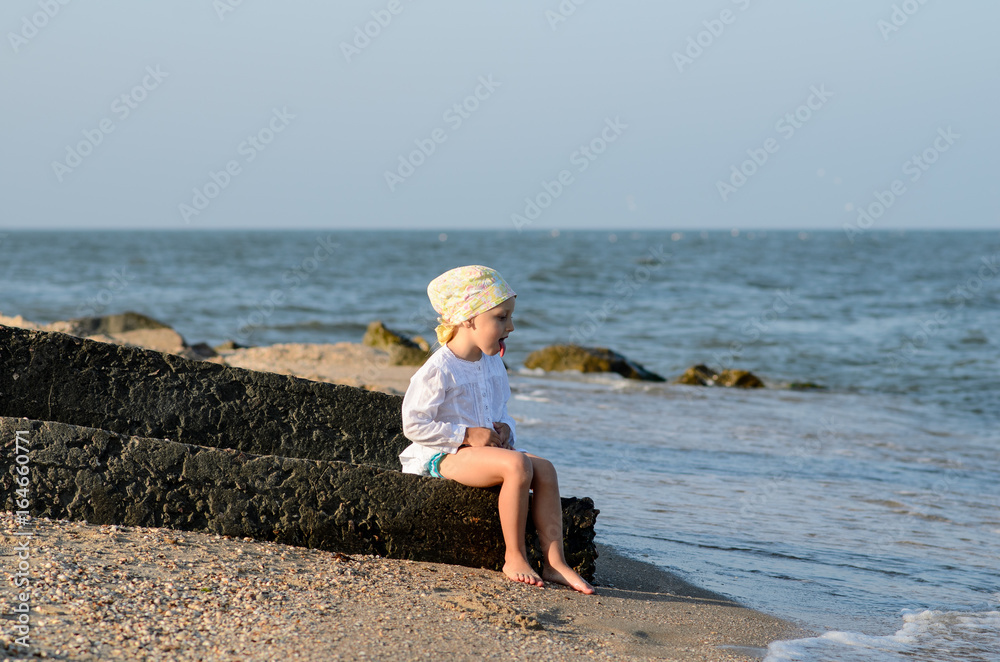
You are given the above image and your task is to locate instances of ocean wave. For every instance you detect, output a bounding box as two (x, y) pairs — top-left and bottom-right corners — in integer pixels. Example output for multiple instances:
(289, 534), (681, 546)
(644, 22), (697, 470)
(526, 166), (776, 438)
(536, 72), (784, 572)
(765, 609), (1000, 662)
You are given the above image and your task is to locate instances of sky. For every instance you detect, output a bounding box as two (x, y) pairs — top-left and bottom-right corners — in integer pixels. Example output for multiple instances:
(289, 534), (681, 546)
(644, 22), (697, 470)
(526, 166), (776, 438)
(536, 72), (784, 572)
(1, 0), (998, 231)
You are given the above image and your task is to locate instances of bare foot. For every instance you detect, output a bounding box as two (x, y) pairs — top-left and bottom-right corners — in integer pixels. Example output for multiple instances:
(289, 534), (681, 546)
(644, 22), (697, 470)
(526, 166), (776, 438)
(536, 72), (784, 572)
(502, 559), (544, 587)
(542, 563), (596, 594)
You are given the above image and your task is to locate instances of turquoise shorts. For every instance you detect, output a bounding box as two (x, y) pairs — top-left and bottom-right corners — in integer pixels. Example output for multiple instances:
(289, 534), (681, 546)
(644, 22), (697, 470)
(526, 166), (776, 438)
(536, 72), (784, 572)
(428, 452), (447, 478)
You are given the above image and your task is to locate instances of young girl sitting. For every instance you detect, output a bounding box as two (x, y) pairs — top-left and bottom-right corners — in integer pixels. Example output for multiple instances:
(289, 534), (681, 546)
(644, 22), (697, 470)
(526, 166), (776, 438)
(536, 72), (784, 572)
(399, 265), (595, 594)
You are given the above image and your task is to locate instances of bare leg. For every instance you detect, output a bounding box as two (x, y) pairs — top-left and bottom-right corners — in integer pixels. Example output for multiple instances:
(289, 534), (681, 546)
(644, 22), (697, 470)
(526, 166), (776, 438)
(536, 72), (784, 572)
(525, 454), (595, 594)
(438, 447), (543, 587)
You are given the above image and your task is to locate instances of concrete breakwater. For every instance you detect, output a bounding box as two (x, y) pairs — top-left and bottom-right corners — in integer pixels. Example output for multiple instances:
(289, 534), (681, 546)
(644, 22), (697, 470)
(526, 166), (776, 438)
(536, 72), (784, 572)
(0, 325), (598, 579)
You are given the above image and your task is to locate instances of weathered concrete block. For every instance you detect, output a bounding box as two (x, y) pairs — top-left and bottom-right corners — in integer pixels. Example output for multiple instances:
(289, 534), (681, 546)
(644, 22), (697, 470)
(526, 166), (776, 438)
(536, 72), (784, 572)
(0, 325), (408, 469)
(0, 417), (598, 579)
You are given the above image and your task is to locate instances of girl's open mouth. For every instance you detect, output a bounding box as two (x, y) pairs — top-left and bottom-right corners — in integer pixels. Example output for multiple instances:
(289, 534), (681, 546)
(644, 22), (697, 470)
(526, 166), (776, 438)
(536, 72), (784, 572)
(499, 338), (506, 357)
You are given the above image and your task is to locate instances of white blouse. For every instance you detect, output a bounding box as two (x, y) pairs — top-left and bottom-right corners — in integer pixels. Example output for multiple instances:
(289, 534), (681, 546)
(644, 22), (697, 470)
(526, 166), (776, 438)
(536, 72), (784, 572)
(399, 345), (518, 475)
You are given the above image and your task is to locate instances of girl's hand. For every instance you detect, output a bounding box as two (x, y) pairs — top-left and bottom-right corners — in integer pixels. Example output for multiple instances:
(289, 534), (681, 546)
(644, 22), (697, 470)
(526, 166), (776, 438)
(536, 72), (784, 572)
(492, 422), (512, 449)
(464, 426), (503, 447)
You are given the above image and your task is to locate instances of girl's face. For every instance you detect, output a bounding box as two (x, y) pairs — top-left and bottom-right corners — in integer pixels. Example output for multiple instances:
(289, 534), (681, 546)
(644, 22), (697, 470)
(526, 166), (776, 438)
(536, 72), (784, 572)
(466, 297), (515, 357)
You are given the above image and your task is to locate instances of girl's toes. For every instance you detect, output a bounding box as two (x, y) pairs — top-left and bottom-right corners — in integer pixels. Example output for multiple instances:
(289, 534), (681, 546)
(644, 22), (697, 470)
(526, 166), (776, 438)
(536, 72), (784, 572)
(503, 562), (544, 587)
(542, 566), (596, 594)
(517, 572), (543, 586)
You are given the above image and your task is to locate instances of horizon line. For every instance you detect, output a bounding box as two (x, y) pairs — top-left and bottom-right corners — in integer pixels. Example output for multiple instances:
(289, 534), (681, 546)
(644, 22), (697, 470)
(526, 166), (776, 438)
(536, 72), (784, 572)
(2, 226), (995, 233)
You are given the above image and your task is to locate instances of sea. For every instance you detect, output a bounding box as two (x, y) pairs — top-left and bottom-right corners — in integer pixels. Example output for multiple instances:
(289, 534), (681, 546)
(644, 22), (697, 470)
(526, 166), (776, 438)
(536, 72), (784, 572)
(2, 229), (998, 661)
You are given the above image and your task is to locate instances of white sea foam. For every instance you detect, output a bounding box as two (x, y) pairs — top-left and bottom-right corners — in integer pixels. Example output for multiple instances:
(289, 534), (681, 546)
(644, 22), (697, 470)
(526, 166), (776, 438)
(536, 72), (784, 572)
(764, 609), (1000, 662)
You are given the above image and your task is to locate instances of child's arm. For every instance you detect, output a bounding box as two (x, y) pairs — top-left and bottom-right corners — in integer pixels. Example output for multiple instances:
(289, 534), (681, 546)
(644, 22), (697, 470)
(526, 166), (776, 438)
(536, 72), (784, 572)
(401, 367), (466, 452)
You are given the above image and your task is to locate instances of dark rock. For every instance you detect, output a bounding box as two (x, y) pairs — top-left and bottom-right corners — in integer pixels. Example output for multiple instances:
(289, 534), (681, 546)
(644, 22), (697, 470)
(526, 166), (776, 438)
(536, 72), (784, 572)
(362, 320), (430, 366)
(0, 417), (598, 580)
(674, 364), (715, 386)
(49, 311), (172, 336)
(715, 370), (764, 388)
(524, 345), (665, 382)
(43, 311), (193, 357)
(185, 342), (218, 359)
(0, 324), (409, 469)
(788, 382), (825, 390)
(674, 365), (765, 388)
(213, 340), (248, 352)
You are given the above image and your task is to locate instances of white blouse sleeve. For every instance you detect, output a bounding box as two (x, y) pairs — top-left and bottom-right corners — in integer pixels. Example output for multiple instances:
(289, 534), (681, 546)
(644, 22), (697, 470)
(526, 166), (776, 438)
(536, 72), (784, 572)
(401, 365), (467, 453)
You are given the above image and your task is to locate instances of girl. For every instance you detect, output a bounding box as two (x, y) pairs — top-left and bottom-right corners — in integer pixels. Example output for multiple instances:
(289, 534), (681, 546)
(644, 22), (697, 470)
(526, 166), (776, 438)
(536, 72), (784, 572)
(399, 265), (595, 594)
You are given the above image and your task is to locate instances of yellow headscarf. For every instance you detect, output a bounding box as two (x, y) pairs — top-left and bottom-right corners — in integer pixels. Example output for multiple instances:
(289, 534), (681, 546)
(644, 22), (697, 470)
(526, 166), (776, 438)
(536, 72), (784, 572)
(427, 265), (516, 345)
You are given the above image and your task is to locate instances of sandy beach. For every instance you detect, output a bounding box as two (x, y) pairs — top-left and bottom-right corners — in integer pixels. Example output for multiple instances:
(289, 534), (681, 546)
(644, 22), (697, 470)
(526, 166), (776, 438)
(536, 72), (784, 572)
(0, 513), (804, 661)
(0, 319), (807, 660)
(215, 341), (418, 395)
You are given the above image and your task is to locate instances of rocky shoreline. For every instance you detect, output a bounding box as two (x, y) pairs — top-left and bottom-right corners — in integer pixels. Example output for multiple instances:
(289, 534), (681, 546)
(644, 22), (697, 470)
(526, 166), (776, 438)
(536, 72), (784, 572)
(0, 313), (806, 660)
(0, 312), (772, 390)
